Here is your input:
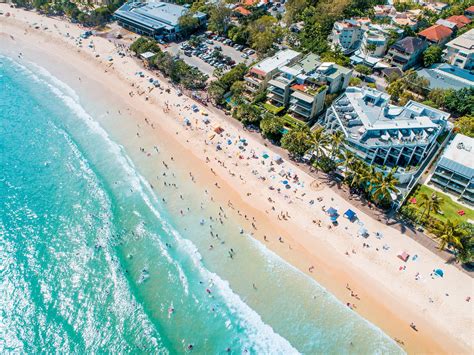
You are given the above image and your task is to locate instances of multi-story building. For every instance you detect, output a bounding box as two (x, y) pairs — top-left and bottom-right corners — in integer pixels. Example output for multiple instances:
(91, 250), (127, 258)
(443, 29), (474, 70)
(386, 36), (428, 71)
(114, 1), (206, 41)
(266, 54), (352, 121)
(428, 134), (474, 205)
(351, 24), (403, 67)
(244, 49), (302, 95)
(418, 24), (453, 46)
(329, 19), (370, 55)
(322, 87), (450, 184)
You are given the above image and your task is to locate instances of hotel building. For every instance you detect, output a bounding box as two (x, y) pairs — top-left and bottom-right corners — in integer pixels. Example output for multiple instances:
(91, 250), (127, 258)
(322, 87), (450, 183)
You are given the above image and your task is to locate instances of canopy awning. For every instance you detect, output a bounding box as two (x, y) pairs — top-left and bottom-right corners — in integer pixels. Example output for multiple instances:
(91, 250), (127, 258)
(344, 209), (357, 221)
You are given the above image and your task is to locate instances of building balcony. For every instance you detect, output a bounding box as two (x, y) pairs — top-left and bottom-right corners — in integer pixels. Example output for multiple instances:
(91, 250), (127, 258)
(289, 105), (312, 118)
(290, 97), (313, 109)
(244, 75), (262, 87)
(267, 92), (285, 105)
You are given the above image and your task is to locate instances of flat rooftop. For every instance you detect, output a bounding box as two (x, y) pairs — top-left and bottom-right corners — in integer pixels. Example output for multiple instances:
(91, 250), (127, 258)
(332, 87), (450, 146)
(417, 63), (474, 90)
(115, 1), (205, 30)
(440, 134), (474, 171)
(252, 49), (300, 76)
(445, 28), (474, 52)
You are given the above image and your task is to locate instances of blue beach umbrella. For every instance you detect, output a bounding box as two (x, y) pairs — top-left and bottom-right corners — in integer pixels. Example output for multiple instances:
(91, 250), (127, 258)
(434, 269), (444, 277)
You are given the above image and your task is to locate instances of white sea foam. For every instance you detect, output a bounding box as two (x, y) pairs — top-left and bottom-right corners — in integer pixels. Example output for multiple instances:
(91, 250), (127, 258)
(21, 58), (300, 353)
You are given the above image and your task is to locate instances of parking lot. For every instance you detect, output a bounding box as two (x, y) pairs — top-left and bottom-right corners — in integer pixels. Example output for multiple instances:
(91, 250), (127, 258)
(165, 34), (257, 78)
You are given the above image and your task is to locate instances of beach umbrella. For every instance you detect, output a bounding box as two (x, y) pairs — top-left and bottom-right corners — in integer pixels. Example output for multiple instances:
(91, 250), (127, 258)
(434, 269), (444, 277)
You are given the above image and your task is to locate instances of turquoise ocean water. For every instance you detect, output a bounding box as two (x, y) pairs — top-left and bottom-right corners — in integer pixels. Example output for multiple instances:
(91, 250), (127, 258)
(0, 55), (403, 354)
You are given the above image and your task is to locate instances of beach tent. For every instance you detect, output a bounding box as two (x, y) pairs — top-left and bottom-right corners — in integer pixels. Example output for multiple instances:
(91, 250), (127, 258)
(397, 251), (410, 262)
(214, 126), (224, 134)
(327, 207), (338, 216)
(344, 209), (357, 222)
(434, 269), (444, 277)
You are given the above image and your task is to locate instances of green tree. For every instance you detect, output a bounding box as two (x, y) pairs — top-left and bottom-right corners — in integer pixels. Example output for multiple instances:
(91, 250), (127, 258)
(454, 116), (474, 138)
(228, 25), (250, 45)
(354, 64), (372, 76)
(422, 45), (442, 67)
(371, 168), (399, 205)
(208, 1), (232, 35)
(444, 88), (474, 117)
(281, 126), (312, 157)
(455, 226), (474, 265)
(418, 192), (443, 221)
(208, 81), (227, 104)
(260, 113), (284, 141)
(230, 80), (246, 99)
(308, 126), (330, 161)
(349, 77), (362, 87)
(434, 220), (465, 251)
(248, 16), (283, 55)
(284, 0), (307, 24)
(178, 13), (199, 36)
(337, 149), (357, 175)
(233, 104), (262, 125)
(329, 130), (345, 159)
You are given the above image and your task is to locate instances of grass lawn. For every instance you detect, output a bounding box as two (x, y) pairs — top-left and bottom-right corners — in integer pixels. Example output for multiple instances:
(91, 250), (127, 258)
(281, 114), (306, 129)
(409, 185), (474, 224)
(263, 102), (285, 115)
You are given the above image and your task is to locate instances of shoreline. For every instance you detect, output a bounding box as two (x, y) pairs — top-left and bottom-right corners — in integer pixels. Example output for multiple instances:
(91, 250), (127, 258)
(1, 7), (472, 353)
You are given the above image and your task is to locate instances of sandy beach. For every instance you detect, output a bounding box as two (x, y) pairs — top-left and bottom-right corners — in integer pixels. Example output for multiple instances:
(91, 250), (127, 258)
(1, 6), (473, 353)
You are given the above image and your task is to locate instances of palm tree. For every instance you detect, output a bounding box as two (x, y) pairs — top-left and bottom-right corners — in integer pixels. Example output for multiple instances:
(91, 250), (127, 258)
(337, 149), (357, 175)
(371, 167), (399, 205)
(434, 220), (464, 251)
(329, 130), (345, 160)
(359, 164), (376, 195)
(418, 192), (443, 222)
(309, 126), (330, 161)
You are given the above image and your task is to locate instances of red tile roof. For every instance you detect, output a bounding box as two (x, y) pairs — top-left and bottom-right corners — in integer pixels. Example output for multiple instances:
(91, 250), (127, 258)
(234, 6), (251, 16)
(241, 0), (259, 6)
(418, 24), (453, 42)
(446, 15), (471, 28)
(466, 5), (474, 12)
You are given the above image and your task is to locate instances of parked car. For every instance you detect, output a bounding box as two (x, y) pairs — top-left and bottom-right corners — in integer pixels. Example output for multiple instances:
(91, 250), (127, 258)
(241, 53), (249, 59)
(184, 50), (192, 57)
(214, 45), (222, 51)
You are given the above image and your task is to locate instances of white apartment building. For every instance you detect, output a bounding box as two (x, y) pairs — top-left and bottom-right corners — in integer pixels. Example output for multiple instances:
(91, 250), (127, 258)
(443, 29), (474, 70)
(330, 19), (370, 55)
(244, 49), (302, 94)
(322, 87), (450, 184)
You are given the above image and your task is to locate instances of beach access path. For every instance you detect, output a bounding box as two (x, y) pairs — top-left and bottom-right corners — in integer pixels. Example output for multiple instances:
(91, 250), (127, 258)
(1, 6), (472, 354)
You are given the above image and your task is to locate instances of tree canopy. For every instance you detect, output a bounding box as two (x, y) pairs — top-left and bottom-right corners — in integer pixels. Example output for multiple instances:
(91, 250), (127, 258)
(422, 45), (442, 67)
